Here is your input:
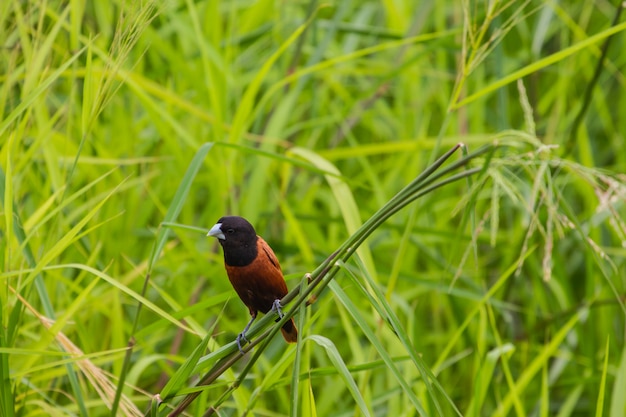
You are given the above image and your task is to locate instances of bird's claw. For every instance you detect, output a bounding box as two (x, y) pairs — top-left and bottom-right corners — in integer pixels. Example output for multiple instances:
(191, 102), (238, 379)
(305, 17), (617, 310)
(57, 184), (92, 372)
(271, 299), (284, 319)
(236, 332), (249, 354)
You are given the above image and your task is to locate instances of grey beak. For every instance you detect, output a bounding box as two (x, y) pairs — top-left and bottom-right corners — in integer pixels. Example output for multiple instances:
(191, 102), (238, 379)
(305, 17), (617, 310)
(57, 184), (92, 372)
(207, 223), (225, 240)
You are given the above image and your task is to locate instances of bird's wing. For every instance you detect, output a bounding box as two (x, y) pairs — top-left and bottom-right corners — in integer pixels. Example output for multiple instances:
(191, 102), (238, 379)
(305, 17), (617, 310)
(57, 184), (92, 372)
(258, 236), (282, 272)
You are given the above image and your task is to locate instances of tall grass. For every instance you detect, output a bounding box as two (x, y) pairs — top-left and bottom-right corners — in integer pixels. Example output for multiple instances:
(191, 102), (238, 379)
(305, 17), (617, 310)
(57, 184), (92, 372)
(1, 1), (625, 417)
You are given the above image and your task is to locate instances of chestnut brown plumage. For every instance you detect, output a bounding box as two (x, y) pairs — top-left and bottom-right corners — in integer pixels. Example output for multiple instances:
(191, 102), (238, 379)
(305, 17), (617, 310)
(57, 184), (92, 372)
(208, 216), (297, 352)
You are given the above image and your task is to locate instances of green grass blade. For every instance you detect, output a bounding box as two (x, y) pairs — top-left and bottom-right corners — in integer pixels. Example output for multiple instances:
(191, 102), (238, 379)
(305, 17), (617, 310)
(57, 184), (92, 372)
(1, 157), (95, 417)
(0, 47), (87, 137)
(342, 260), (456, 417)
(609, 339), (626, 417)
(556, 385), (585, 417)
(493, 308), (584, 417)
(309, 335), (372, 417)
(159, 333), (212, 401)
(20, 178), (128, 293)
(114, 142), (215, 416)
(227, 11), (316, 144)
(149, 142), (214, 270)
(329, 281), (429, 416)
(466, 344), (515, 417)
(454, 20), (626, 108)
(0, 308), (14, 417)
(290, 147), (377, 281)
(596, 337), (610, 417)
(433, 246), (536, 373)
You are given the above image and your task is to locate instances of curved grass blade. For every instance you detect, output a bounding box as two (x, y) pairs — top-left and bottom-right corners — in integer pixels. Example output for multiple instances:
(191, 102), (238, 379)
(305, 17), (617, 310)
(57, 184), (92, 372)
(595, 337), (610, 417)
(113, 142), (214, 416)
(290, 147), (377, 281)
(149, 142), (214, 270)
(341, 260), (459, 417)
(329, 281), (429, 416)
(309, 335), (372, 417)
(465, 344), (516, 417)
(159, 333), (212, 403)
(492, 307), (584, 417)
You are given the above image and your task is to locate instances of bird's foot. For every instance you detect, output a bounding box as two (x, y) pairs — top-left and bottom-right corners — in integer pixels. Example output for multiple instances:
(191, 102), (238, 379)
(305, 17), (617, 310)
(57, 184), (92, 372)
(236, 332), (249, 354)
(271, 299), (284, 319)
(236, 313), (256, 354)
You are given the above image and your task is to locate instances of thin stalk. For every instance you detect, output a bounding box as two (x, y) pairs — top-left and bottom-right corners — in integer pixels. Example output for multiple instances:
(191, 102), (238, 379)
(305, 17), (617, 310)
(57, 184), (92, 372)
(564, 0), (625, 158)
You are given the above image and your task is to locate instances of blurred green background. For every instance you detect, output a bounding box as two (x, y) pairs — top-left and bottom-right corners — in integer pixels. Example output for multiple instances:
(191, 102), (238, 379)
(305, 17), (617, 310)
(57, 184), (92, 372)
(1, 1), (625, 416)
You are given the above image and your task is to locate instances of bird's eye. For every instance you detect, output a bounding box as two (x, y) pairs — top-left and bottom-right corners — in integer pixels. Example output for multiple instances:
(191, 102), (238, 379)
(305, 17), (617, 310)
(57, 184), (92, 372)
(227, 228), (235, 234)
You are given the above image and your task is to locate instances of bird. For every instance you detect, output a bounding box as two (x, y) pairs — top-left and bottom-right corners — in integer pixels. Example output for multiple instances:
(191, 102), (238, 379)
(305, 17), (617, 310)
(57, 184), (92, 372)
(207, 215), (298, 352)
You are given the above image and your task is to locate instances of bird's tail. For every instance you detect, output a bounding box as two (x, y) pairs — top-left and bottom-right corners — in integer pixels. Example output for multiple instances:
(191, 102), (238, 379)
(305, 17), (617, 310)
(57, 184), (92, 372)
(280, 318), (298, 343)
